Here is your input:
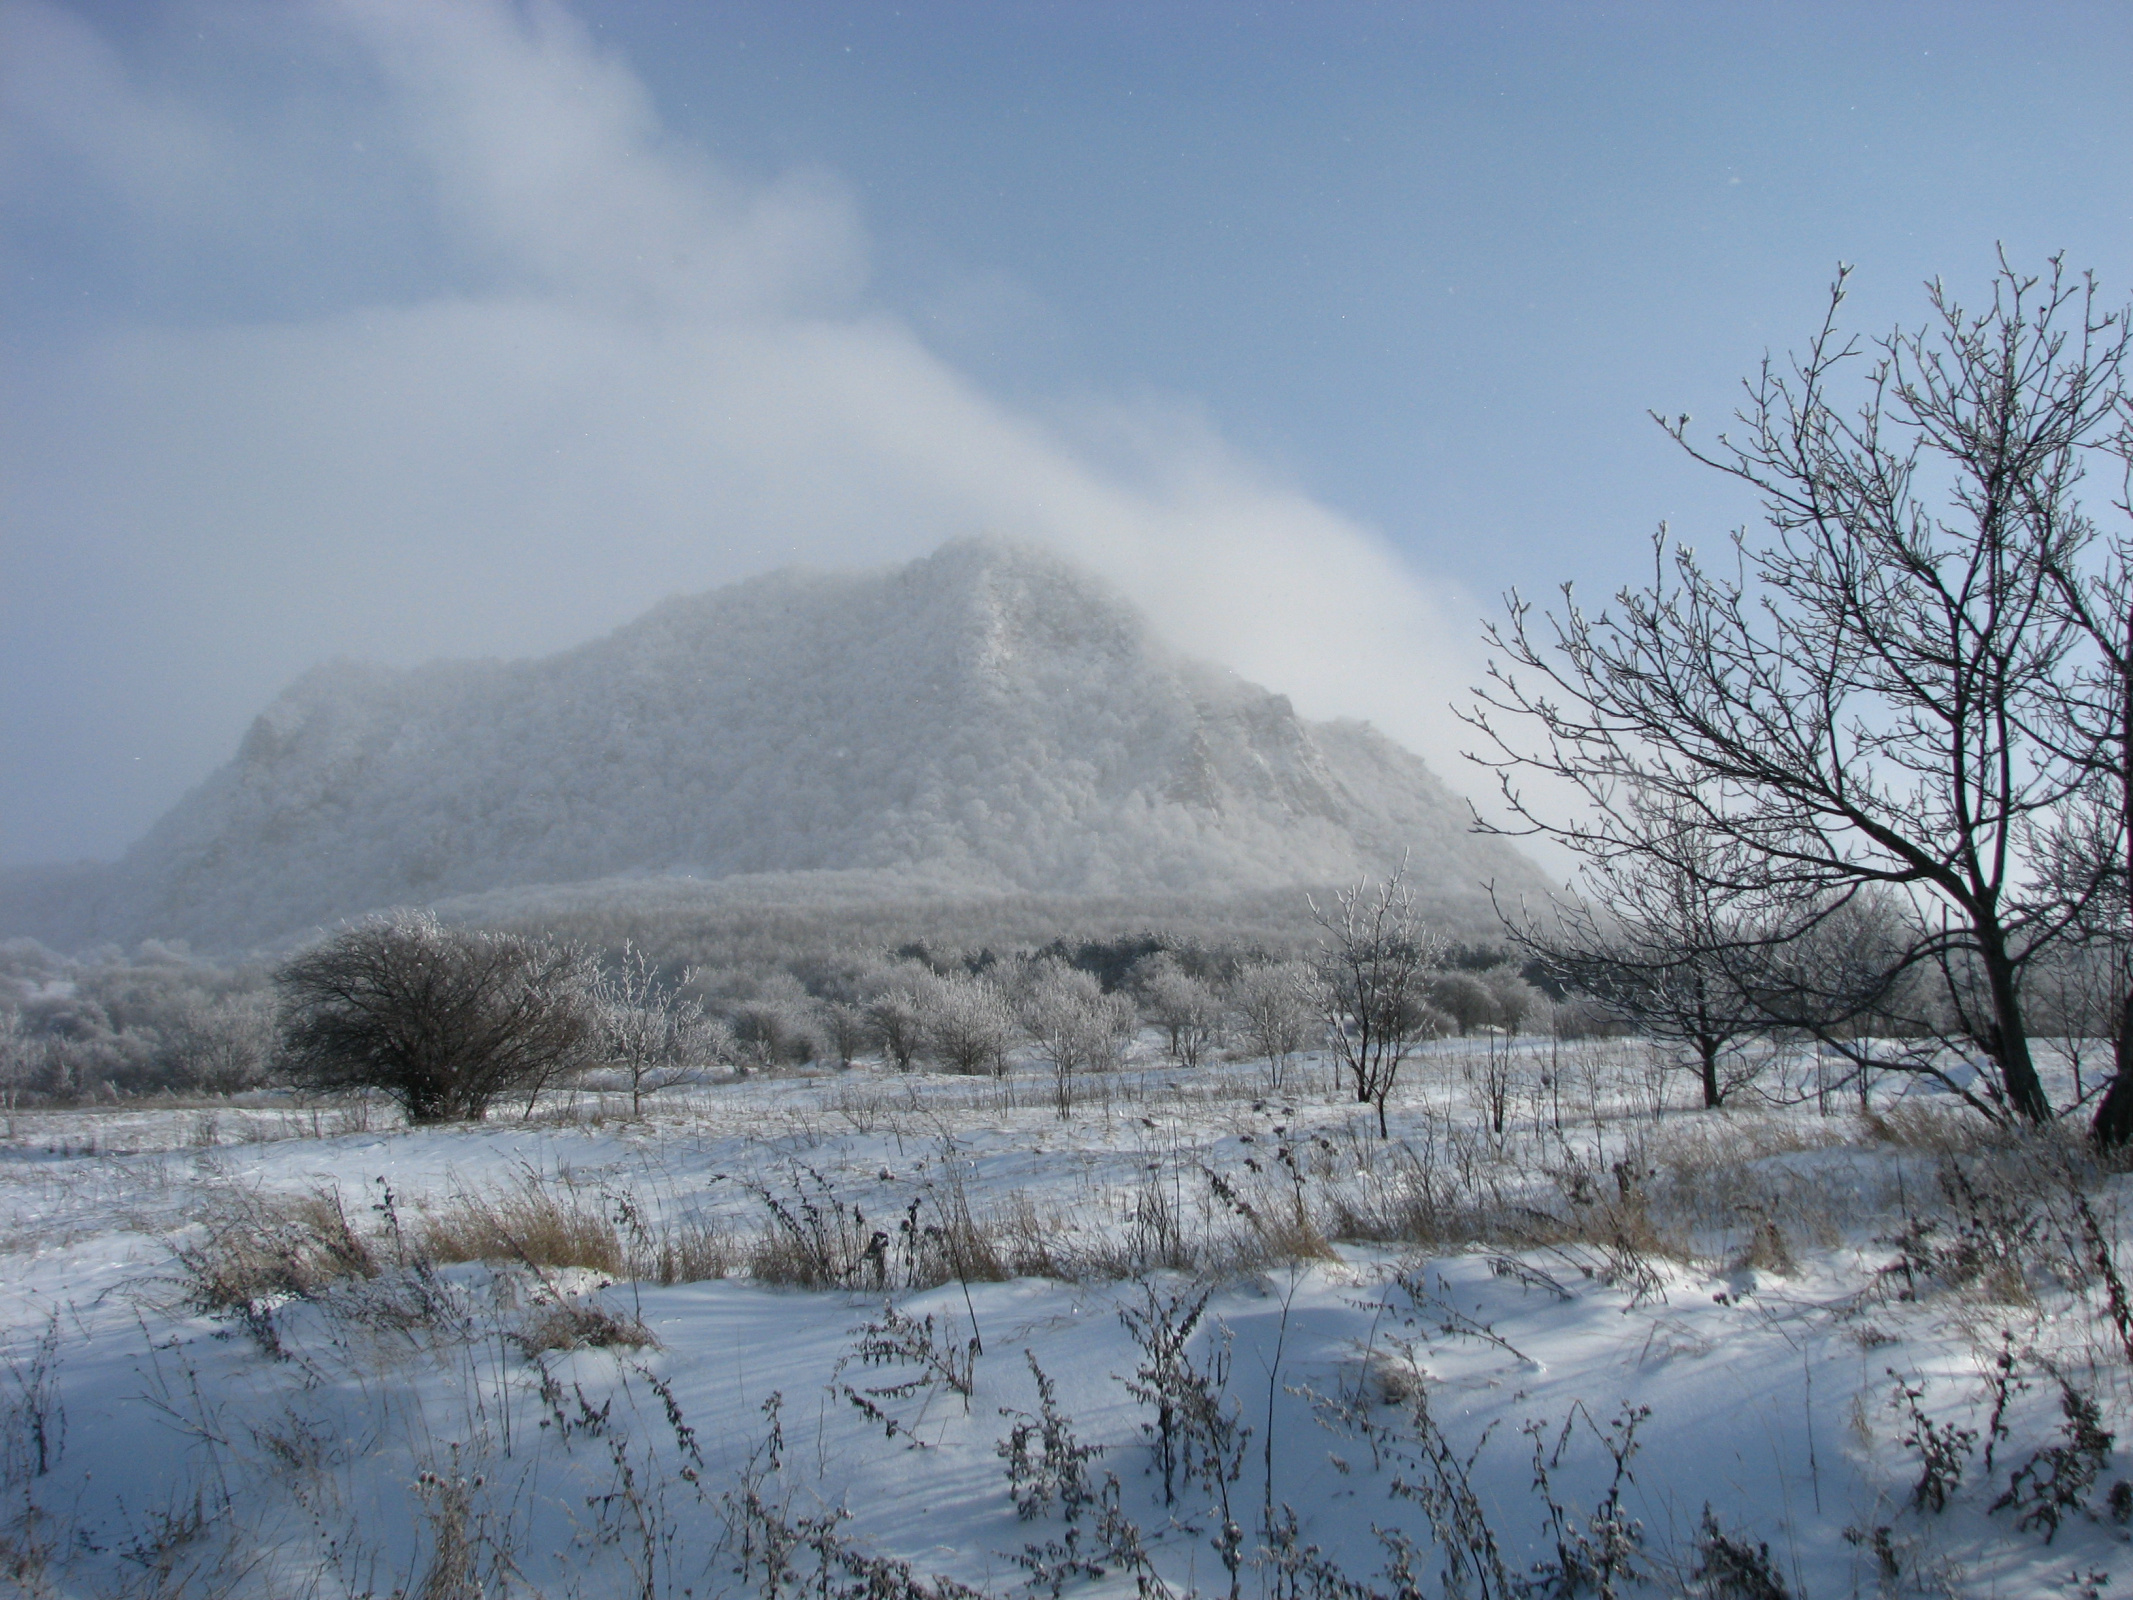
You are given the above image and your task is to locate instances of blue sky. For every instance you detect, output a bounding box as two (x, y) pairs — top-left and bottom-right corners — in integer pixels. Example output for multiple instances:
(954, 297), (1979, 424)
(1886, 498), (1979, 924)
(3, 0), (2129, 867)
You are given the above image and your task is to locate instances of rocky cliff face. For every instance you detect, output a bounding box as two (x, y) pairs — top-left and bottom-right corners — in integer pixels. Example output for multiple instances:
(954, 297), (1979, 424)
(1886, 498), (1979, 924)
(3, 540), (1541, 950)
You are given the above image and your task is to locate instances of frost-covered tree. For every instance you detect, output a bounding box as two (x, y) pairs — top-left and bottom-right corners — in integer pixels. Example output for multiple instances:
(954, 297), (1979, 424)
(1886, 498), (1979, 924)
(818, 999), (875, 1069)
(593, 942), (720, 1115)
(1227, 960), (1320, 1090)
(1312, 869), (1445, 1136)
(868, 990), (925, 1071)
(1131, 952), (1222, 1068)
(724, 971), (826, 1067)
(1015, 959), (1135, 1115)
(915, 971), (1016, 1076)
(1480, 966), (1545, 1038)
(1427, 971), (1499, 1037)
(162, 991), (279, 1095)
(0, 1010), (31, 1110)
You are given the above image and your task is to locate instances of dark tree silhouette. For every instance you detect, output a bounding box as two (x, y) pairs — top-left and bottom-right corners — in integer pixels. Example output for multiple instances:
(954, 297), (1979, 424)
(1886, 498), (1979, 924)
(1469, 257), (2132, 1128)
(1501, 805), (1770, 1110)
(277, 913), (597, 1123)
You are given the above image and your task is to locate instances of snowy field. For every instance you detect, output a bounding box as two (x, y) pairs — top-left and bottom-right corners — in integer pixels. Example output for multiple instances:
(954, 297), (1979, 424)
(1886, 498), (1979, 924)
(2, 1036), (2129, 1599)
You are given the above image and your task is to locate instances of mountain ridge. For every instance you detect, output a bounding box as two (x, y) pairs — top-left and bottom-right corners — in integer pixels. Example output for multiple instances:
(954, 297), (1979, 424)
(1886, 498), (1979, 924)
(2, 540), (1544, 951)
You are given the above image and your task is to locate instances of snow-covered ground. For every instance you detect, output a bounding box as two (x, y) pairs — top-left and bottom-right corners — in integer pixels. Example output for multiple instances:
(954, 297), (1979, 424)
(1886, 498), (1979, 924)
(2, 1036), (2129, 1599)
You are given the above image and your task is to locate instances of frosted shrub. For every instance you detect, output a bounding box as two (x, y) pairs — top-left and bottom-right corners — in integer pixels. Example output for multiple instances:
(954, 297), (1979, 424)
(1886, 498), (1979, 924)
(0, 1010), (31, 1109)
(1428, 971), (1500, 1037)
(869, 991), (925, 1071)
(914, 973), (1015, 1076)
(1131, 952), (1223, 1068)
(162, 990), (280, 1093)
(592, 941), (721, 1112)
(726, 971), (830, 1067)
(1313, 870), (1446, 1137)
(1227, 960), (1318, 1089)
(1015, 959), (1133, 1115)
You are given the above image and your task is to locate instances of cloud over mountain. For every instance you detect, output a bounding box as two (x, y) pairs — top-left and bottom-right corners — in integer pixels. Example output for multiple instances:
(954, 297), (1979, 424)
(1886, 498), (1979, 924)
(0, 0), (1481, 868)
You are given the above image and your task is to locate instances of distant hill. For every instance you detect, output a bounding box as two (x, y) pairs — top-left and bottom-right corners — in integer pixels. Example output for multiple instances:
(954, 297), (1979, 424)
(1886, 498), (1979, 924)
(1, 540), (1546, 953)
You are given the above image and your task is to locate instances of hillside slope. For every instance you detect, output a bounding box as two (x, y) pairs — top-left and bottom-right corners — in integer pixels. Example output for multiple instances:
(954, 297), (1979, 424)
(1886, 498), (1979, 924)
(4, 541), (1542, 951)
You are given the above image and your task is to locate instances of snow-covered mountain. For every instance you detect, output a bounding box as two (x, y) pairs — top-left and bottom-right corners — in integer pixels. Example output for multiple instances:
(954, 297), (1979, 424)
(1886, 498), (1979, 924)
(3, 541), (1540, 951)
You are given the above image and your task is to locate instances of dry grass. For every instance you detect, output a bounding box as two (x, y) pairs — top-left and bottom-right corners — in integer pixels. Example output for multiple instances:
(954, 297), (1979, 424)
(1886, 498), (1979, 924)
(418, 1173), (626, 1276)
(744, 1160), (1015, 1291)
(917, 1179), (1010, 1285)
(745, 1168), (895, 1290)
(1864, 1101), (2020, 1154)
(1636, 1112), (1872, 1262)
(418, 1170), (745, 1285)
(733, 1163), (1333, 1289)
(1730, 1216), (1798, 1275)
(638, 1212), (740, 1285)
(172, 1187), (378, 1314)
(1877, 1131), (2115, 1309)
(178, 1168), (738, 1306)
(511, 1300), (657, 1355)
(1199, 1163), (1336, 1265)
(1311, 1112), (1885, 1285)
(995, 1189), (1072, 1279)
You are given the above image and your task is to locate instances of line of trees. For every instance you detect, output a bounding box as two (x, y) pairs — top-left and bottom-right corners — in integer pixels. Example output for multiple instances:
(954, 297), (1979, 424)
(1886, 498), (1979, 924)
(243, 878), (1539, 1124)
(0, 939), (280, 1104)
(4, 894), (1572, 1124)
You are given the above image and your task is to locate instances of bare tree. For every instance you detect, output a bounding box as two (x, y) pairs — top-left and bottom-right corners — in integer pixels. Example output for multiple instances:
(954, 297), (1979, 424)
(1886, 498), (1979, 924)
(1503, 797), (1796, 1109)
(1311, 868), (1445, 1137)
(1507, 886), (1760, 1111)
(1734, 887), (1945, 1111)
(593, 941), (719, 1116)
(2031, 378), (2133, 1140)
(1469, 258), (2129, 1126)
(277, 913), (597, 1123)
(2024, 939), (2130, 1110)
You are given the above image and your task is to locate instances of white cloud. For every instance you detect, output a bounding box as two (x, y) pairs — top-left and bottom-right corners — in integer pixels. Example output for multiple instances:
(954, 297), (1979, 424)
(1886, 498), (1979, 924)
(0, 0), (1489, 863)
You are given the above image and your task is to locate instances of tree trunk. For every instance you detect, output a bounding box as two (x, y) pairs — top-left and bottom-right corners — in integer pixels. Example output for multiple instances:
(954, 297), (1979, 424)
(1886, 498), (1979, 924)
(2093, 991), (2133, 1147)
(1977, 932), (2051, 1123)
(1697, 1036), (1721, 1109)
(2095, 673), (2133, 1148)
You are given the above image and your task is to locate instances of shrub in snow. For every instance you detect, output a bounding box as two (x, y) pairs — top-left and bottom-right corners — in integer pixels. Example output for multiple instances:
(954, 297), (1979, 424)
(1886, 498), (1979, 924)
(1312, 869), (1446, 1137)
(1130, 951), (1223, 1068)
(591, 941), (722, 1112)
(275, 912), (596, 1122)
(914, 972), (1014, 1076)
(1226, 959), (1319, 1089)
(1014, 958), (1133, 1114)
